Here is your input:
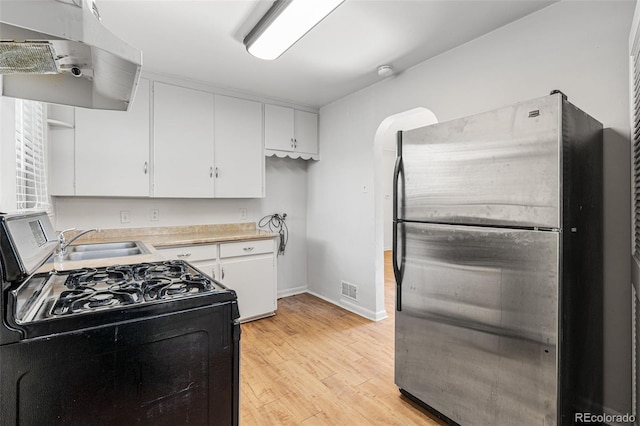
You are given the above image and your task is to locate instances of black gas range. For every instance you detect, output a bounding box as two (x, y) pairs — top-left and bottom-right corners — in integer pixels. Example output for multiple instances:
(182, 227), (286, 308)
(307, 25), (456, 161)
(0, 212), (240, 425)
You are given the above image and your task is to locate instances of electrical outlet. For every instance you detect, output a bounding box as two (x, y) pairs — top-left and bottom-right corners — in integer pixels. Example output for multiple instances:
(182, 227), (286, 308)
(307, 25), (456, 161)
(120, 210), (130, 224)
(239, 208), (247, 220)
(150, 209), (160, 221)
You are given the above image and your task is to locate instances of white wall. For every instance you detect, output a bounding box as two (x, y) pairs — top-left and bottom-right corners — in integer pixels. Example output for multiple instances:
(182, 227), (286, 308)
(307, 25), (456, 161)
(382, 148), (394, 250)
(378, 108), (440, 251)
(308, 0), (634, 417)
(53, 156), (309, 296)
(0, 96), (17, 213)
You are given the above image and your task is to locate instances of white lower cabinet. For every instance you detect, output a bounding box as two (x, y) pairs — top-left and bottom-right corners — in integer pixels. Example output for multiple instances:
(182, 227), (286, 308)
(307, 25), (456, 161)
(193, 260), (220, 282)
(220, 239), (277, 322)
(156, 243), (220, 279)
(156, 238), (277, 322)
(156, 243), (217, 262)
(220, 254), (275, 322)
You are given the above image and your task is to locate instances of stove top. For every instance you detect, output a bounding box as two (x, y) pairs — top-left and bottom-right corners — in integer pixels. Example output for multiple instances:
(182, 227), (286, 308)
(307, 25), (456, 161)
(14, 260), (233, 324)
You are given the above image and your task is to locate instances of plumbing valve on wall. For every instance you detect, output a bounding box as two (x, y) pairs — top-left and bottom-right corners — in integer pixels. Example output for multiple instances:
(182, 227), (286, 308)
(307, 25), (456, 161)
(259, 213), (288, 255)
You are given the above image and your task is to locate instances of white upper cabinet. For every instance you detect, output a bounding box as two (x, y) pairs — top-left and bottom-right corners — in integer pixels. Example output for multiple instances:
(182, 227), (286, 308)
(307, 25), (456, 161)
(153, 82), (215, 198)
(74, 78), (151, 196)
(294, 109), (318, 155)
(47, 77), (294, 199)
(264, 104), (295, 152)
(264, 104), (318, 159)
(214, 95), (264, 198)
(48, 104), (75, 196)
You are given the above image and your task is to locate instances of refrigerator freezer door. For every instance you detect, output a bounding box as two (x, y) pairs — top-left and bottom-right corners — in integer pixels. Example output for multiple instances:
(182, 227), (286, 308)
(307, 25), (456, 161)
(395, 222), (559, 426)
(398, 95), (561, 228)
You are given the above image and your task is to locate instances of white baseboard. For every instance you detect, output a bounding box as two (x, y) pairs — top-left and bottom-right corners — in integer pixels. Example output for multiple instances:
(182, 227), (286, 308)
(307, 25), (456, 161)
(341, 297), (388, 321)
(277, 285), (307, 299)
(305, 290), (388, 322)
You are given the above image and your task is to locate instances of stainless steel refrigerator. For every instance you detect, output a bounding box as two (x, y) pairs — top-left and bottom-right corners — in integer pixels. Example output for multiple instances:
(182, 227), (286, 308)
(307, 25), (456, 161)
(393, 92), (603, 426)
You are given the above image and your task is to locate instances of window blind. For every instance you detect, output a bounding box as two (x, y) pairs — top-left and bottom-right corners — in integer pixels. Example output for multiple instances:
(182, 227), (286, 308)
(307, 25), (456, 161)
(15, 99), (50, 212)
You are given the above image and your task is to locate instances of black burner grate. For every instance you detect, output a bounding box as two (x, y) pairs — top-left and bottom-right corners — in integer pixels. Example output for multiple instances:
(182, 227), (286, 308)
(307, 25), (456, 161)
(50, 261), (215, 316)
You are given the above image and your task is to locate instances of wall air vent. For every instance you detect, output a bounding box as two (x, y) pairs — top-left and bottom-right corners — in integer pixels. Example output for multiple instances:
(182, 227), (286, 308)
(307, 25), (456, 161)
(341, 280), (358, 301)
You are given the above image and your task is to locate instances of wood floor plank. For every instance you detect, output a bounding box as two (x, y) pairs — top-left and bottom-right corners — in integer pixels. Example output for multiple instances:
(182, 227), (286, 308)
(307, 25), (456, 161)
(240, 251), (444, 425)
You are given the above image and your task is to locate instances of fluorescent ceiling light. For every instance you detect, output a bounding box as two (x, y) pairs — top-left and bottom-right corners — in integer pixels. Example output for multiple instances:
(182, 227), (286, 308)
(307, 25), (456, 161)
(244, 0), (345, 60)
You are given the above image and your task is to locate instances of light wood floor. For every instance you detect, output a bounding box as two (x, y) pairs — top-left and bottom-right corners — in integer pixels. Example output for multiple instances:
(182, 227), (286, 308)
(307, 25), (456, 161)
(240, 251), (444, 425)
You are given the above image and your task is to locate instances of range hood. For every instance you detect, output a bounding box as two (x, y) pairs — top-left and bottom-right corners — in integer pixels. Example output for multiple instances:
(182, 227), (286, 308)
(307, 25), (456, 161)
(0, 0), (142, 111)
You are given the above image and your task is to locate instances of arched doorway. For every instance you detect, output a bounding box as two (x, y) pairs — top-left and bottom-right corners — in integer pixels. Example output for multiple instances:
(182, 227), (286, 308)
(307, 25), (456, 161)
(373, 108), (438, 317)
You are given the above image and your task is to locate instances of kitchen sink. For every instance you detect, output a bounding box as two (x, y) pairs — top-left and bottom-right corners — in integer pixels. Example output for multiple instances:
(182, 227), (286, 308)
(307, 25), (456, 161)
(68, 241), (142, 253)
(55, 241), (150, 262)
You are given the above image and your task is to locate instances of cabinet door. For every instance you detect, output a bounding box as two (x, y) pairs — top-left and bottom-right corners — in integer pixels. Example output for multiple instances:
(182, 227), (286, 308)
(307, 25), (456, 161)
(192, 260), (220, 282)
(264, 104), (294, 152)
(294, 109), (318, 155)
(153, 82), (215, 198)
(48, 105), (75, 196)
(74, 79), (151, 196)
(214, 95), (264, 198)
(220, 256), (275, 321)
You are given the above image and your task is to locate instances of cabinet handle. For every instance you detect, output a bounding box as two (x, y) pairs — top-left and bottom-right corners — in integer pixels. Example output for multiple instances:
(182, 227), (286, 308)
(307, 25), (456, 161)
(294, 138), (297, 149)
(177, 253), (192, 258)
(290, 137), (294, 148)
(210, 167), (213, 178)
(215, 167), (219, 178)
(221, 267), (225, 280)
(243, 247), (254, 252)
(144, 161), (148, 175)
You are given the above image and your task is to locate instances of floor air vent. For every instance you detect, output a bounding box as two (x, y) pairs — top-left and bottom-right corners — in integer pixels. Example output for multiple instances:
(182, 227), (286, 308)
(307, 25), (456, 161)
(341, 281), (358, 301)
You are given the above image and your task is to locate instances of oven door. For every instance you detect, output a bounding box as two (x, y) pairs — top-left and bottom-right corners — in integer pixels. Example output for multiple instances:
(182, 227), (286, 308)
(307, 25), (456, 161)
(0, 302), (240, 426)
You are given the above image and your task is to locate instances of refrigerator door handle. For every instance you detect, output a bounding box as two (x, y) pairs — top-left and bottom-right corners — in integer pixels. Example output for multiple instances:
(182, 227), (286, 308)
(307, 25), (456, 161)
(393, 156), (402, 223)
(393, 130), (405, 311)
(392, 221), (405, 311)
(393, 130), (403, 223)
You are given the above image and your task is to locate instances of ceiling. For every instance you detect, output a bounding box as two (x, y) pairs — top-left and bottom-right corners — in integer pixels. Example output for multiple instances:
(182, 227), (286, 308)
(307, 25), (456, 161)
(98, 0), (556, 109)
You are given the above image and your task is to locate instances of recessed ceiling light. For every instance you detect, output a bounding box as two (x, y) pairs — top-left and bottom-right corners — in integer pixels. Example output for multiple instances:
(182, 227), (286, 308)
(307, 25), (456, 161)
(244, 0), (345, 61)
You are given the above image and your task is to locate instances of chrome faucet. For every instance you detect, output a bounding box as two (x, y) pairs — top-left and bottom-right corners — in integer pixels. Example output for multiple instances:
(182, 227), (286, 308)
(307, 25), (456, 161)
(57, 227), (100, 256)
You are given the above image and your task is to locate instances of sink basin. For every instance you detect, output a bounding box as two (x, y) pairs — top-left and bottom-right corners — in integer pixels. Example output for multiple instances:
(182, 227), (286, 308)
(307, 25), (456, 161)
(69, 241), (141, 253)
(56, 241), (149, 262)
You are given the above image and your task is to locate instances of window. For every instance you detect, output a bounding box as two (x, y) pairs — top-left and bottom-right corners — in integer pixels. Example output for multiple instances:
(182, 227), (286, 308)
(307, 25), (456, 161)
(14, 99), (49, 212)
